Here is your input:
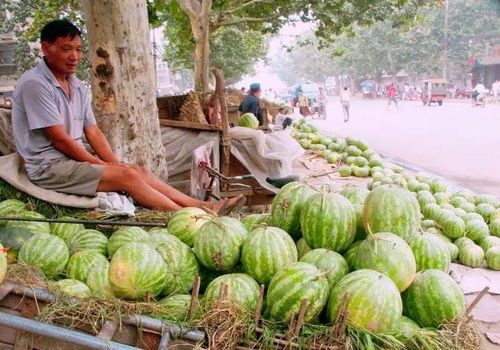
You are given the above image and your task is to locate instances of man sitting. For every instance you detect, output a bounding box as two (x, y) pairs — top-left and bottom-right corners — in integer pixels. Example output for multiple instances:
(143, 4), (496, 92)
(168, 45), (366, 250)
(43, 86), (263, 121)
(11, 19), (242, 212)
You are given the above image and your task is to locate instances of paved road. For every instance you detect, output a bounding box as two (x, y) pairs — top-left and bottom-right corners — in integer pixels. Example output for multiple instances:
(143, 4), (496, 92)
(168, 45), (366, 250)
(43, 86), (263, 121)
(311, 98), (500, 197)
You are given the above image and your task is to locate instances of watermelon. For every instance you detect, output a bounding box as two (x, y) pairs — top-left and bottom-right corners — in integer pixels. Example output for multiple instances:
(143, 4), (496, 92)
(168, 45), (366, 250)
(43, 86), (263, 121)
(408, 232), (451, 272)
(0, 199), (27, 225)
(241, 226), (297, 285)
(270, 182), (316, 239)
(5, 211), (50, 235)
(458, 202), (477, 213)
(204, 273), (260, 312)
(147, 228), (172, 248)
(156, 235), (199, 295)
(354, 157), (368, 167)
(346, 145), (362, 157)
(238, 113), (259, 129)
(66, 251), (108, 283)
(53, 279), (90, 297)
(167, 207), (211, 246)
(458, 244), (484, 268)
(485, 246), (500, 270)
(447, 243), (459, 261)
(454, 237), (475, 250)
(66, 229), (108, 256)
(362, 185), (421, 241)
(0, 227), (33, 263)
(395, 316), (421, 343)
(339, 166), (352, 177)
(479, 236), (500, 252)
(0, 248), (6, 284)
(475, 194), (499, 207)
(86, 260), (114, 298)
(421, 219), (435, 229)
(490, 219), (500, 237)
(438, 215), (465, 239)
(301, 192), (356, 252)
(402, 269), (465, 328)
(455, 190), (475, 203)
(343, 240), (362, 270)
(450, 196), (467, 207)
(430, 179), (448, 194)
(491, 210), (500, 222)
(417, 191), (437, 208)
(465, 220), (490, 243)
(159, 294), (192, 321)
(353, 166), (370, 178)
(327, 269), (402, 332)
(463, 212), (484, 223)
(325, 152), (340, 164)
(18, 233), (69, 278)
(476, 203), (496, 222)
(109, 242), (167, 300)
(300, 249), (348, 289)
(426, 227), (451, 243)
(50, 217), (84, 243)
(194, 217), (247, 271)
(266, 262), (329, 323)
(352, 232), (416, 291)
(241, 214), (265, 231)
(107, 227), (149, 257)
(422, 203), (442, 220)
(296, 238), (311, 259)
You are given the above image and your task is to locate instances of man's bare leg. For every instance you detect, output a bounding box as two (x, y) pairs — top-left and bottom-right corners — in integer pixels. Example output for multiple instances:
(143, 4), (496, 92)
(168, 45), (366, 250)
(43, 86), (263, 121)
(97, 165), (182, 211)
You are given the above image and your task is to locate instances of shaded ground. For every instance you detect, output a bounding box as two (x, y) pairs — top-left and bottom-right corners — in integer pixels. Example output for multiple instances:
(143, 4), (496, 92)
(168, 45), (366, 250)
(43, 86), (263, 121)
(313, 98), (500, 196)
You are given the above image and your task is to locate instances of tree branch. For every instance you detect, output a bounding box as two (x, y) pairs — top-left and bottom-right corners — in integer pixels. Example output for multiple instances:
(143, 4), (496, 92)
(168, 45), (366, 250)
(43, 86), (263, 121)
(177, 0), (199, 18)
(218, 16), (275, 27)
(201, 0), (213, 19)
(225, 0), (274, 15)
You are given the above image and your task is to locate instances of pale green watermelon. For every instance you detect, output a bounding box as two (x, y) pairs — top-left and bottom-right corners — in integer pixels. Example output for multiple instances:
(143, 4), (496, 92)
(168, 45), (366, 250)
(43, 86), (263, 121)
(204, 273), (260, 312)
(53, 279), (90, 298)
(107, 227), (149, 257)
(86, 260), (114, 298)
(485, 246), (500, 270)
(296, 238), (312, 259)
(167, 207), (210, 246)
(300, 249), (348, 289)
(66, 251), (108, 283)
(159, 294), (192, 321)
(148, 228), (172, 248)
(408, 232), (451, 272)
(238, 113), (259, 129)
(18, 233), (69, 277)
(458, 244), (484, 268)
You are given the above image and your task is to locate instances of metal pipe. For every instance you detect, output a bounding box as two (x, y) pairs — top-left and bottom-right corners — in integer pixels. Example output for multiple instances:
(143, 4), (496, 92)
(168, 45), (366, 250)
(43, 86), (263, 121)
(0, 312), (138, 350)
(157, 332), (170, 350)
(0, 216), (166, 228)
(122, 315), (205, 342)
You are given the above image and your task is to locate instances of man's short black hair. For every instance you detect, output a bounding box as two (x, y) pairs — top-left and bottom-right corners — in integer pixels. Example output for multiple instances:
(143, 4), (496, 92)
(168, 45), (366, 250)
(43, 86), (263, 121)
(40, 19), (81, 43)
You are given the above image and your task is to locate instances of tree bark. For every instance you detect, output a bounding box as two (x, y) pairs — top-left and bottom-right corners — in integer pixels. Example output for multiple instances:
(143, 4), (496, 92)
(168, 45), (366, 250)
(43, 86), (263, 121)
(81, 0), (168, 181)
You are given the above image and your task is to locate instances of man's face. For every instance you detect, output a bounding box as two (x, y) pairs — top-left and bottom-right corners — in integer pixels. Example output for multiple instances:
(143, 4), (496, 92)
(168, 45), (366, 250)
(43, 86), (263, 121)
(254, 90), (262, 98)
(41, 35), (82, 75)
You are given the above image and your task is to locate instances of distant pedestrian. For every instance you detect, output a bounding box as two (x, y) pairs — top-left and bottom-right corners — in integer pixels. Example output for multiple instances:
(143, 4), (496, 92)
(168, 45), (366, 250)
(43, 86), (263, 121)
(340, 87), (351, 122)
(387, 83), (399, 110)
(298, 91), (312, 117)
(492, 79), (500, 99)
(403, 83), (410, 100)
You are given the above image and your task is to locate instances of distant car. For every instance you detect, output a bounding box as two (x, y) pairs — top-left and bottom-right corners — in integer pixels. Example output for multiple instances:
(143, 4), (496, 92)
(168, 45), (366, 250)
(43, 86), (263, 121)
(455, 87), (473, 98)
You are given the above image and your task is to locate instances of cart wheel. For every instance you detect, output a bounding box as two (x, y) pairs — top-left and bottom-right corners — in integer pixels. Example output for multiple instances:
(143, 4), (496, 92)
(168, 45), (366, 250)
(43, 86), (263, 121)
(438, 101), (443, 106)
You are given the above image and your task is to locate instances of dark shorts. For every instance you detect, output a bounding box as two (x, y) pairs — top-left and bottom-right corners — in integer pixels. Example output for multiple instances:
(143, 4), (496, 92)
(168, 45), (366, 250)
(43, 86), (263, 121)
(29, 159), (105, 197)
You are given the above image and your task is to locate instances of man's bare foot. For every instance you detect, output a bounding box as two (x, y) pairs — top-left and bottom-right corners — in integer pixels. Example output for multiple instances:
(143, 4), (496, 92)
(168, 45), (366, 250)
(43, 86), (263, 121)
(205, 195), (245, 214)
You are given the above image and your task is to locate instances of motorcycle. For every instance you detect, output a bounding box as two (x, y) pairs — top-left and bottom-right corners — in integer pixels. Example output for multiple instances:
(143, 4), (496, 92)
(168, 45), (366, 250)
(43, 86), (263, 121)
(472, 91), (485, 108)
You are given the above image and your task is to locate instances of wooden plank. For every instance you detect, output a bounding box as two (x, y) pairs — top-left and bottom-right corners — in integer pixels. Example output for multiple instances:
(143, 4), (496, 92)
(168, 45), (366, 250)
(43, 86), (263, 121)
(158, 119), (221, 131)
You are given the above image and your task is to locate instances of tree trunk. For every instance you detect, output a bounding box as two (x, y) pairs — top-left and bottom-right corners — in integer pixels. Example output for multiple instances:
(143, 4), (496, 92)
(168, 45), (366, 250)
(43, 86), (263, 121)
(192, 20), (210, 92)
(81, 0), (168, 181)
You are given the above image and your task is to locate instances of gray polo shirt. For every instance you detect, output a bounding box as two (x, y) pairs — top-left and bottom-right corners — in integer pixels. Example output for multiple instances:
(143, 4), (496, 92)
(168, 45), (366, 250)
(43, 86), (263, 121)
(12, 58), (96, 177)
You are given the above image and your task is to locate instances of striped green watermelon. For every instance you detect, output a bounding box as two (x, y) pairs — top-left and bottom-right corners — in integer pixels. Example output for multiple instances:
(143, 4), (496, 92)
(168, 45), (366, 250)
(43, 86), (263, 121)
(265, 262), (329, 323)
(300, 249), (348, 289)
(437, 215), (465, 240)
(156, 234), (199, 295)
(362, 185), (421, 241)
(204, 273), (260, 312)
(479, 236), (500, 252)
(433, 192), (450, 204)
(53, 279), (90, 297)
(327, 269), (402, 332)
(0, 199), (26, 225)
(454, 236), (475, 250)
(464, 212), (485, 223)
(465, 220), (490, 243)
(148, 228), (172, 248)
(270, 182), (317, 239)
(194, 217), (247, 271)
(422, 203), (442, 220)
(485, 246), (500, 270)
(67, 229), (108, 255)
(343, 240), (362, 270)
(491, 210), (500, 222)
(159, 294), (192, 321)
(296, 238), (311, 259)
(475, 194), (499, 207)
(241, 214), (267, 231)
(408, 232), (451, 272)
(238, 113), (259, 129)
(352, 233), (416, 291)
(421, 219), (436, 230)
(301, 192), (356, 252)
(50, 217), (85, 243)
(241, 226), (297, 285)
(5, 211), (50, 235)
(417, 191), (437, 209)
(66, 251), (108, 283)
(490, 219), (500, 237)
(109, 242), (167, 300)
(107, 227), (149, 257)
(458, 202), (477, 213)
(0, 227), (33, 263)
(402, 269), (465, 327)
(395, 316), (421, 344)
(458, 244), (484, 268)
(340, 187), (369, 239)
(0, 248), (6, 284)
(18, 233), (69, 277)
(86, 260), (114, 298)
(167, 207), (210, 246)
(447, 243), (459, 261)
(476, 203), (496, 222)
(426, 227), (451, 243)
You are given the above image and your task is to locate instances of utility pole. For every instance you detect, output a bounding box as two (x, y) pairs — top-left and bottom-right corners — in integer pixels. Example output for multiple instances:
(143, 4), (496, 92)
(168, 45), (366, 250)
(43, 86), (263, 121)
(443, 0), (449, 80)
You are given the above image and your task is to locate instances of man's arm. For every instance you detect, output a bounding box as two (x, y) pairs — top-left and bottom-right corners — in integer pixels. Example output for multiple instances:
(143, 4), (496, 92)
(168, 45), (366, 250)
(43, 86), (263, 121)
(84, 125), (120, 163)
(43, 126), (106, 165)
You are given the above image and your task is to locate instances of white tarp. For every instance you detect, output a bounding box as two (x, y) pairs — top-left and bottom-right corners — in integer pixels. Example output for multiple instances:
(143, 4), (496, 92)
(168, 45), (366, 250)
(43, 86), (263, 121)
(229, 127), (304, 192)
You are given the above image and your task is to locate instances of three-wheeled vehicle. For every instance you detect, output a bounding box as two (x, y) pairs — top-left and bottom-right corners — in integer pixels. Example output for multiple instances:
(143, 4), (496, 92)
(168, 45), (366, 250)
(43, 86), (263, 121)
(421, 79), (447, 106)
